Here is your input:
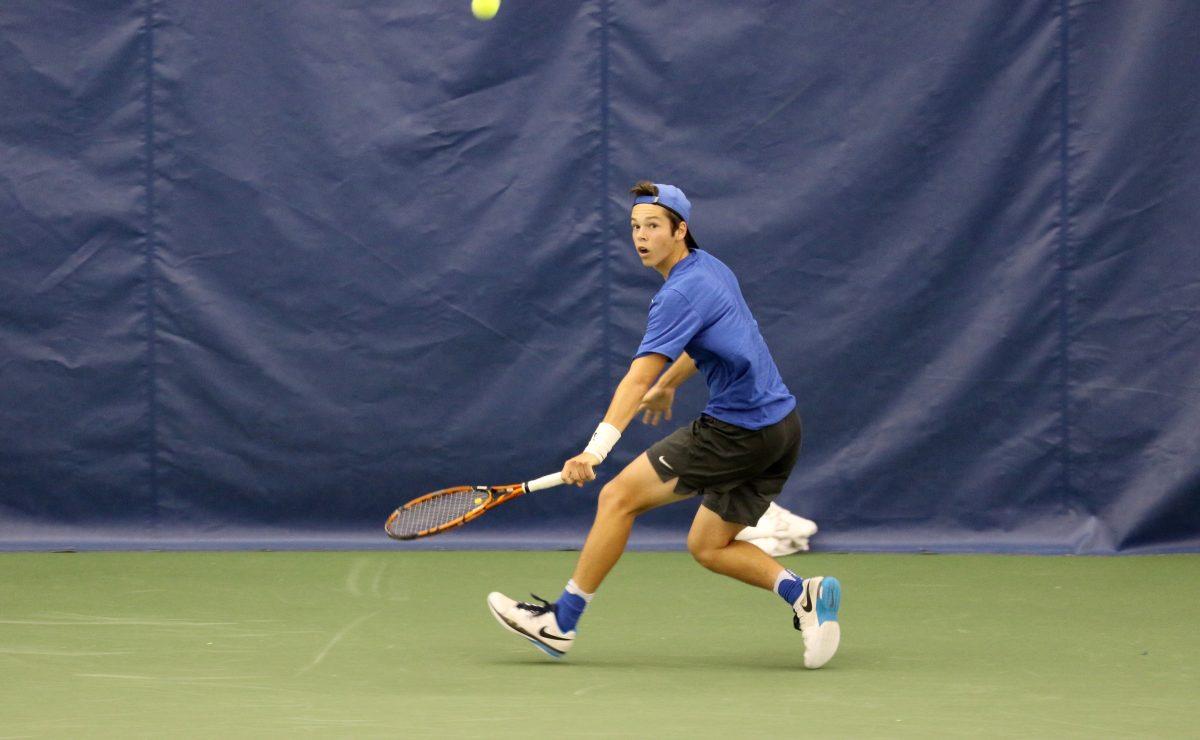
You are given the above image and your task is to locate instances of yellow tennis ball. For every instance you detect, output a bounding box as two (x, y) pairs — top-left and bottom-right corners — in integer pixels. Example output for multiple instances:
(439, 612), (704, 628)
(471, 0), (500, 21)
(474, 496), (484, 505)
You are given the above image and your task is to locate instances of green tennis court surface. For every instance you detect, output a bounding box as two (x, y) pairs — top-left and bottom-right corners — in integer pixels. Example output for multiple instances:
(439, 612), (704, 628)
(1, 552), (1196, 738)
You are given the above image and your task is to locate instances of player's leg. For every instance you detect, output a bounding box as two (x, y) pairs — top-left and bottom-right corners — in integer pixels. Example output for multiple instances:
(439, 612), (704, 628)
(570, 451), (689, 593)
(687, 501), (841, 668)
(487, 451), (687, 658)
(685, 503), (783, 590)
(686, 477), (844, 666)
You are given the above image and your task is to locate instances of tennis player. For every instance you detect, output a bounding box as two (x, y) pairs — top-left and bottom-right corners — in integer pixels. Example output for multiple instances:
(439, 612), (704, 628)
(488, 182), (841, 668)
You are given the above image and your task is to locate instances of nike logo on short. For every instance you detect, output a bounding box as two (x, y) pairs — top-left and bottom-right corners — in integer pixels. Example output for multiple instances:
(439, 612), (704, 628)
(658, 456), (674, 471)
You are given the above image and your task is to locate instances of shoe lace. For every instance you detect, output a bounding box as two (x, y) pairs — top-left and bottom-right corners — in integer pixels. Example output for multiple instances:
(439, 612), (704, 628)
(793, 614), (802, 632)
(517, 594), (555, 616)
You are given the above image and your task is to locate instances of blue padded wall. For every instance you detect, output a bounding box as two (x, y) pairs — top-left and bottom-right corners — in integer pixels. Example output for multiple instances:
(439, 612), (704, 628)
(2, 1), (1197, 552)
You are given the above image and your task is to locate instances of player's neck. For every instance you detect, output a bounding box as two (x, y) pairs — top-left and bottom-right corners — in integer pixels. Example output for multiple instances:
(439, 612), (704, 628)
(655, 247), (692, 280)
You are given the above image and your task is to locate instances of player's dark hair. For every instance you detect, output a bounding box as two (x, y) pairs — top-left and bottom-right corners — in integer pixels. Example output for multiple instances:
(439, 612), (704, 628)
(629, 180), (683, 232)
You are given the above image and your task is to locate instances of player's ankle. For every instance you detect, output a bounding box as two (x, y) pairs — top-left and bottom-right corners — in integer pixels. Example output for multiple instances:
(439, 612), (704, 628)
(556, 579), (593, 632)
(774, 568), (804, 605)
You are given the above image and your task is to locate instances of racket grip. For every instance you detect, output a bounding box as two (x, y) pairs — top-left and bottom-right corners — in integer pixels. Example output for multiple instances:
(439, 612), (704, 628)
(525, 472), (565, 492)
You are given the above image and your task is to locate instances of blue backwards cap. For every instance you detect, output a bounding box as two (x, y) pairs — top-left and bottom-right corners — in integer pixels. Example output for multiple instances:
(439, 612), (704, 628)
(632, 183), (698, 249)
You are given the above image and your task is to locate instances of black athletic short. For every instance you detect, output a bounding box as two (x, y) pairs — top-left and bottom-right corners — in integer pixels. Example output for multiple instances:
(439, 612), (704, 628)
(646, 410), (802, 526)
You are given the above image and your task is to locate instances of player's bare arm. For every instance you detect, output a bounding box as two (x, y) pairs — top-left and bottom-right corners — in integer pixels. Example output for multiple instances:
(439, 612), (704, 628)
(561, 353), (669, 486)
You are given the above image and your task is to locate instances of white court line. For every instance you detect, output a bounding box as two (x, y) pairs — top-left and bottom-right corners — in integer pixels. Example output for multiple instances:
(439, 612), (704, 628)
(298, 611), (380, 674)
(370, 560), (387, 597)
(344, 557), (370, 597)
(75, 673), (266, 683)
(1, 613), (236, 627)
(0, 647), (131, 656)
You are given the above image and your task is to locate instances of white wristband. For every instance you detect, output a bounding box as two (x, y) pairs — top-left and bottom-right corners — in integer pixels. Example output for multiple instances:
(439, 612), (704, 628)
(583, 422), (621, 464)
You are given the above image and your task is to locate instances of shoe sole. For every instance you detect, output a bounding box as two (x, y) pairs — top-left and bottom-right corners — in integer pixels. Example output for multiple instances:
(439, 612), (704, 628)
(486, 595), (566, 659)
(804, 621), (841, 669)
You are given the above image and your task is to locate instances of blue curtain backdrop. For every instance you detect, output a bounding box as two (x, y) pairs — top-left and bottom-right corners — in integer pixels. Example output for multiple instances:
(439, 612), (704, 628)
(2, 1), (1197, 552)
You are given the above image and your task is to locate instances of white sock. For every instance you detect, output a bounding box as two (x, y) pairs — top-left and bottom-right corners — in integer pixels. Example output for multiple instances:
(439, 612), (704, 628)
(773, 568), (796, 595)
(565, 579), (595, 603)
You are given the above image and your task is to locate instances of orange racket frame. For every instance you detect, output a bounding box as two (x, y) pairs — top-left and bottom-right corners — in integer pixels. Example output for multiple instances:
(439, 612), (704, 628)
(385, 472), (564, 540)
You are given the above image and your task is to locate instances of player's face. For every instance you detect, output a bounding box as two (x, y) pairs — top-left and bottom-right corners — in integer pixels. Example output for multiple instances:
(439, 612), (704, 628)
(630, 204), (688, 275)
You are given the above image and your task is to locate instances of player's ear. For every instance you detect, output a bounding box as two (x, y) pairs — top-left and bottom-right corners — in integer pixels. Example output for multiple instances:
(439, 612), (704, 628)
(675, 220), (688, 243)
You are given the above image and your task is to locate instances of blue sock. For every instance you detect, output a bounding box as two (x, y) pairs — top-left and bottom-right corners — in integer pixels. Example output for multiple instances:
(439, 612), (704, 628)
(555, 590), (587, 632)
(775, 569), (805, 606)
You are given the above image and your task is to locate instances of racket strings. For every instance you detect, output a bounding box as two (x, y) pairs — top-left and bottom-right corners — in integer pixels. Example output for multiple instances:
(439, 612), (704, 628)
(388, 489), (488, 538)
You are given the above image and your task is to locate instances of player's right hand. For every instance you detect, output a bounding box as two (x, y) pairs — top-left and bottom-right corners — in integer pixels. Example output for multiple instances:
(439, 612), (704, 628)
(562, 452), (599, 487)
(637, 386), (675, 426)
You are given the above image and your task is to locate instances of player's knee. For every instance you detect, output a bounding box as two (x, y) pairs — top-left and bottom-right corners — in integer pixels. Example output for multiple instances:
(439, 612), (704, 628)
(686, 534), (721, 571)
(596, 479), (642, 517)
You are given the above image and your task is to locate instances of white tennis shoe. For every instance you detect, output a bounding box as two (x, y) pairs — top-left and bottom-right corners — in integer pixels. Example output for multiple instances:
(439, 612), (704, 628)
(487, 592), (575, 658)
(792, 576), (841, 669)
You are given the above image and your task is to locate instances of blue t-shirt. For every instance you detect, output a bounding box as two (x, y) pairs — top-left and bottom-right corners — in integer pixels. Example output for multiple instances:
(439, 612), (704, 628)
(635, 249), (796, 429)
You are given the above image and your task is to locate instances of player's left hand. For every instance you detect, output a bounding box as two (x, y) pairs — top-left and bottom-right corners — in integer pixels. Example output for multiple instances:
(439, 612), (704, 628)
(637, 385), (674, 426)
(562, 452), (600, 487)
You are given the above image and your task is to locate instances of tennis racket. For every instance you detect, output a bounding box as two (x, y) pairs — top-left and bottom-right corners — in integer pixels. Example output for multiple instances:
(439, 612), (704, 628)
(384, 472), (565, 540)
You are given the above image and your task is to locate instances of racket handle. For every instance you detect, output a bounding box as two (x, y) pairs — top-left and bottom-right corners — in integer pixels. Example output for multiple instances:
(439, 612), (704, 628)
(524, 472), (565, 492)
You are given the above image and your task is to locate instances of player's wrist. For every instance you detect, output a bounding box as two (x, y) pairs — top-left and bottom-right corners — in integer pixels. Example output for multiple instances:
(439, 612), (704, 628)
(653, 379), (678, 393)
(583, 422), (621, 464)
